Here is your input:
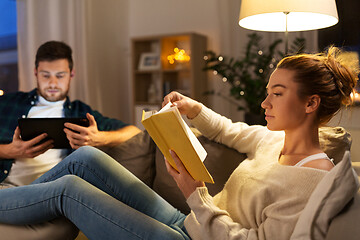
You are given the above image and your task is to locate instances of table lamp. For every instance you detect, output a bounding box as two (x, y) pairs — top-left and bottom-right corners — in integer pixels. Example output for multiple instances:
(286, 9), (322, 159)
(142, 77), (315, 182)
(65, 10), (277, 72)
(238, 0), (339, 54)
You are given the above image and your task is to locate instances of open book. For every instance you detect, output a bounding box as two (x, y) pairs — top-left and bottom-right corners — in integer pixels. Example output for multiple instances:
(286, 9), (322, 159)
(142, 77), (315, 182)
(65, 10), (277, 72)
(141, 102), (214, 183)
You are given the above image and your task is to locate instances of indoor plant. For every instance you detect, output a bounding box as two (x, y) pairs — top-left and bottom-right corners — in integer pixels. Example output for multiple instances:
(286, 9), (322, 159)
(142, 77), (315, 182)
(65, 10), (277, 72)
(203, 33), (305, 125)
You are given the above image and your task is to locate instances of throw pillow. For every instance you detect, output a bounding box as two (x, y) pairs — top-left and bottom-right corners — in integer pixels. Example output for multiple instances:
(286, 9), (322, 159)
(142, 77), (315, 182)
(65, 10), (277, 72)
(98, 131), (156, 187)
(290, 151), (359, 240)
(319, 126), (351, 164)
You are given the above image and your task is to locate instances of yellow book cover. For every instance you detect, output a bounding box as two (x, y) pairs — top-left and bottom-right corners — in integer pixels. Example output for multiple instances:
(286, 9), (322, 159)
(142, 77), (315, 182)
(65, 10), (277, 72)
(141, 102), (214, 183)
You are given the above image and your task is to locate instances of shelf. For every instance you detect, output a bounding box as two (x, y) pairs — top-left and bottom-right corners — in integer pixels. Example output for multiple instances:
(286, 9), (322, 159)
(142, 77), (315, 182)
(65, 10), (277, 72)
(135, 70), (161, 74)
(132, 33), (207, 127)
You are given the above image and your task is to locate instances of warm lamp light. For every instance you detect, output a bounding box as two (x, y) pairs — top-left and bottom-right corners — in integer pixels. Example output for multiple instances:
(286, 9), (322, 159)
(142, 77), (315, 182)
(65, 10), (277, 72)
(0, 90), (4, 96)
(351, 92), (360, 102)
(239, 0), (338, 53)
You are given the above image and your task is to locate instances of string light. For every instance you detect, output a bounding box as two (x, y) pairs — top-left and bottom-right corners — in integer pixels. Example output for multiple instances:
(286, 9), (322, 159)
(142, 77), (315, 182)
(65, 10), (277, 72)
(0, 90), (4, 96)
(167, 48), (190, 64)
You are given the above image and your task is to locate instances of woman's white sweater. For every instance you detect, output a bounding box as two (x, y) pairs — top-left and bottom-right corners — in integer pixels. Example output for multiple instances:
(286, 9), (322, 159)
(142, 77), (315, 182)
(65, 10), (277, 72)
(184, 106), (328, 240)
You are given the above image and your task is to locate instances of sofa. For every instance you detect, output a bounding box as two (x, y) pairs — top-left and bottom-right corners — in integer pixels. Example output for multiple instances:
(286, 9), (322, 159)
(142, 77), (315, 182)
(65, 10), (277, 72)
(1, 127), (359, 240)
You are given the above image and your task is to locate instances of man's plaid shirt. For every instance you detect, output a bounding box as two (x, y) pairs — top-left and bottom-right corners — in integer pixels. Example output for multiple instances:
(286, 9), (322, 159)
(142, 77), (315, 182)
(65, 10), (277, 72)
(0, 89), (129, 182)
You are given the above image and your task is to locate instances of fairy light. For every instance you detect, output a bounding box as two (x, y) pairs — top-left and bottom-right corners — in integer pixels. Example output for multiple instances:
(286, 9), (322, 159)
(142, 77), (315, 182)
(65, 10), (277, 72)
(167, 48), (191, 64)
(0, 90), (4, 96)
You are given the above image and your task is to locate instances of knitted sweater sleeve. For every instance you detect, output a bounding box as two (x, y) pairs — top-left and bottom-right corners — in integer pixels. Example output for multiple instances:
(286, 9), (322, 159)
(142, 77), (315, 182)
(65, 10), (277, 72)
(190, 105), (272, 156)
(184, 187), (296, 240)
(185, 187), (258, 240)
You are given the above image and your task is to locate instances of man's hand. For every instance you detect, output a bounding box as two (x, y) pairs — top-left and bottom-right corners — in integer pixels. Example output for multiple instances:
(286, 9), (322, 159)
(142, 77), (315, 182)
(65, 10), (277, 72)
(0, 127), (54, 159)
(64, 113), (103, 149)
(64, 113), (142, 149)
(165, 150), (205, 199)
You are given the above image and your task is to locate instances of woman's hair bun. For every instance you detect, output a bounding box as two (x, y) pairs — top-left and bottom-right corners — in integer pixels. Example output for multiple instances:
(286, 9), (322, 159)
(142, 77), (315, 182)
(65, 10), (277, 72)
(323, 46), (359, 106)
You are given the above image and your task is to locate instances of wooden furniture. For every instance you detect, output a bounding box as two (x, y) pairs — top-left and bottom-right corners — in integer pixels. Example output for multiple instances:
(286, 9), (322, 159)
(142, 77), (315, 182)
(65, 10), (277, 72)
(131, 33), (208, 128)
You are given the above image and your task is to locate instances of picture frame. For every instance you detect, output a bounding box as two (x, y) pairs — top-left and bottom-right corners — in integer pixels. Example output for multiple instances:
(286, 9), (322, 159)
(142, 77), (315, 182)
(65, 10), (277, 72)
(138, 52), (161, 71)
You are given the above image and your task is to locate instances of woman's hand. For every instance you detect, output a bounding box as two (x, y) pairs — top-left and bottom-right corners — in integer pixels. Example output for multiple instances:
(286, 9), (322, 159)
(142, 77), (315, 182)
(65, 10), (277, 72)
(162, 91), (202, 119)
(165, 150), (205, 199)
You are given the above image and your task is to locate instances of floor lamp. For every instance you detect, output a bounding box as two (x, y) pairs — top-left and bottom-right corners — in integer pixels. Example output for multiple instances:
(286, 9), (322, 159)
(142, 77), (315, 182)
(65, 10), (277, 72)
(238, 0), (339, 55)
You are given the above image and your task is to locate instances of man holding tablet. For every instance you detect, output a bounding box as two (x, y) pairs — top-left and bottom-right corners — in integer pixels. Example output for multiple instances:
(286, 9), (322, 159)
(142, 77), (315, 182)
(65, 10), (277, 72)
(0, 40), (141, 186)
(0, 40), (141, 239)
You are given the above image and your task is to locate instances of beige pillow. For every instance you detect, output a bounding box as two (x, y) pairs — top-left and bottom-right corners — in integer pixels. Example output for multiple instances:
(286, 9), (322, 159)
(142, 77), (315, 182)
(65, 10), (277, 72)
(291, 151), (359, 240)
(319, 126), (351, 164)
(98, 131), (156, 187)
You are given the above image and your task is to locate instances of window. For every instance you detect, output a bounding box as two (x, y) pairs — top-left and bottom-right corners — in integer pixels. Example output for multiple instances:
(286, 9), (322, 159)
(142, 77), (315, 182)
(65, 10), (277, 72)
(0, 0), (18, 95)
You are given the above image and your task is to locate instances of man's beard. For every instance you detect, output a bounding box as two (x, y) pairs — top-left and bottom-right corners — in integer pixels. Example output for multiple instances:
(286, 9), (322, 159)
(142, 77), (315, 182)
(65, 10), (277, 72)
(38, 87), (68, 102)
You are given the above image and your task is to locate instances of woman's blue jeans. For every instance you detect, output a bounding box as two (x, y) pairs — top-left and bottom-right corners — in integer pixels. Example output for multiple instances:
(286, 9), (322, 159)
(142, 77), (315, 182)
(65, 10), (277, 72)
(0, 146), (190, 240)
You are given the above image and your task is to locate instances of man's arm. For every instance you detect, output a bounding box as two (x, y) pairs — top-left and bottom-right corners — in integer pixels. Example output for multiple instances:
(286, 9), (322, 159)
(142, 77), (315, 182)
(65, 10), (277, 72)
(64, 113), (141, 149)
(0, 127), (54, 159)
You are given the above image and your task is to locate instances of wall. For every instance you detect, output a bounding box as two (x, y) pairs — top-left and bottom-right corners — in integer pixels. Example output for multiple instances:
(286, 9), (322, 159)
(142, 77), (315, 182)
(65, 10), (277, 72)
(85, 0), (130, 122)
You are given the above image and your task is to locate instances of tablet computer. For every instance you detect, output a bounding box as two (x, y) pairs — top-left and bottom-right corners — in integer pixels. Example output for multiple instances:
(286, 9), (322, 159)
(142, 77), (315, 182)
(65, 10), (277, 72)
(18, 118), (89, 149)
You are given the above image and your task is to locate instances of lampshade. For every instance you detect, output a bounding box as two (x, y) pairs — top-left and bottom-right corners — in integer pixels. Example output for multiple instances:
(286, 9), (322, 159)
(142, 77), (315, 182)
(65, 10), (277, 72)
(239, 0), (338, 32)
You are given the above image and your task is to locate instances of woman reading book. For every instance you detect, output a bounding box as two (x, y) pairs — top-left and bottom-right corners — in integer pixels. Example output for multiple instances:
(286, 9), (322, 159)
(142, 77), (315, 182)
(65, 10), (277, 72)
(0, 47), (358, 239)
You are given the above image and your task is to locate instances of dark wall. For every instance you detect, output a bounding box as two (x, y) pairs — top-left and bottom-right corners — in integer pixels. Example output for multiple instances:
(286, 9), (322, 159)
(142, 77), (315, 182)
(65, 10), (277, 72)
(318, 0), (360, 51)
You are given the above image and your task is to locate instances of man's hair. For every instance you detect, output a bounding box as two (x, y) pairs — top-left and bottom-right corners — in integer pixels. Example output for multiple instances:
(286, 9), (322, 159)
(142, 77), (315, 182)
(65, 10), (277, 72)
(35, 41), (73, 71)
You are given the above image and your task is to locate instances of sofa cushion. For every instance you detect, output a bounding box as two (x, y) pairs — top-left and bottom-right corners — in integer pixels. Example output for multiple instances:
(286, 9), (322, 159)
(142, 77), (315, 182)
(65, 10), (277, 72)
(98, 131), (156, 187)
(0, 217), (78, 240)
(152, 136), (246, 214)
(325, 190), (360, 240)
(319, 126), (351, 164)
(291, 151), (359, 240)
(325, 162), (360, 240)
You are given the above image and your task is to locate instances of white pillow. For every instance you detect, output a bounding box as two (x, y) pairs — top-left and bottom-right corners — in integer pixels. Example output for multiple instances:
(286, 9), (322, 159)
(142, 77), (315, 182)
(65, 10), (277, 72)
(291, 151), (359, 240)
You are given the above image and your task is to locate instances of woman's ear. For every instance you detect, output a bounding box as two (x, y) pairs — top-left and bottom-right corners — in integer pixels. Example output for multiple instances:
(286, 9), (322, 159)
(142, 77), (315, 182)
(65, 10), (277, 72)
(305, 95), (321, 113)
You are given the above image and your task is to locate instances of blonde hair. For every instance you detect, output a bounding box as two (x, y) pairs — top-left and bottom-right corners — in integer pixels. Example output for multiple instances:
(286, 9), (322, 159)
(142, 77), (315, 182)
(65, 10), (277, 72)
(277, 46), (359, 124)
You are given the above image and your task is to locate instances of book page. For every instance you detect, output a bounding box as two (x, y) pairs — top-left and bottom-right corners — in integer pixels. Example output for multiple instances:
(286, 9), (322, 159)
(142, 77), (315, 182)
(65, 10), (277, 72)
(144, 102), (207, 162)
(141, 102), (213, 183)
